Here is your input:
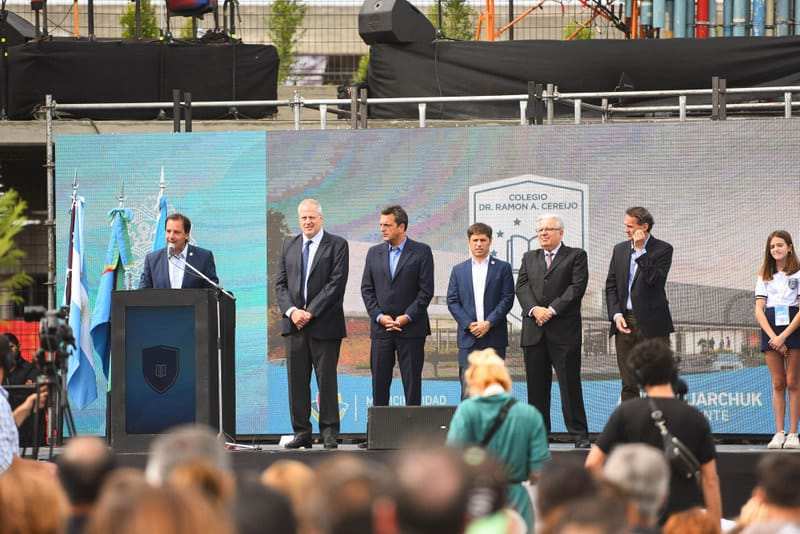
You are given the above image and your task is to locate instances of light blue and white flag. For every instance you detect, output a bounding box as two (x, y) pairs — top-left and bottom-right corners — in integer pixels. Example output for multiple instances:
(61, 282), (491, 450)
(66, 196), (97, 409)
(152, 167), (168, 251)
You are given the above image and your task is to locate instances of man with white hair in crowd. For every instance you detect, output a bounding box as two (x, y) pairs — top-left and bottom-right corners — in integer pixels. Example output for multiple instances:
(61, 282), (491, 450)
(603, 443), (670, 534)
(145, 423), (230, 485)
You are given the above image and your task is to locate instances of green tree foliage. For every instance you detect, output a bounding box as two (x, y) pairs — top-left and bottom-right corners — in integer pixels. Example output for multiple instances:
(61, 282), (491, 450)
(427, 0), (475, 41)
(563, 20), (593, 40)
(267, 0), (307, 83)
(352, 52), (369, 84)
(120, 0), (160, 39)
(0, 190), (32, 305)
(179, 17), (197, 39)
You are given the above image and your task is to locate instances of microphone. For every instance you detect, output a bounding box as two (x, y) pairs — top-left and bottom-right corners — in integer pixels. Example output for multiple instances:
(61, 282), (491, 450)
(167, 244), (177, 258)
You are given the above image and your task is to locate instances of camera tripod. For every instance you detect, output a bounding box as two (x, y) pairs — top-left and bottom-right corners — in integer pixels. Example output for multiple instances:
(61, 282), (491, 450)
(26, 349), (78, 460)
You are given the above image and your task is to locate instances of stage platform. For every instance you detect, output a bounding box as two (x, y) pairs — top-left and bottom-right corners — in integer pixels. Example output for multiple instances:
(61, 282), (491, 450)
(111, 443), (783, 518)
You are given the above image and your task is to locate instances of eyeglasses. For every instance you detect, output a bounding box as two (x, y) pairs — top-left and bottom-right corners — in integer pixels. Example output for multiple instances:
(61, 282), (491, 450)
(536, 227), (561, 234)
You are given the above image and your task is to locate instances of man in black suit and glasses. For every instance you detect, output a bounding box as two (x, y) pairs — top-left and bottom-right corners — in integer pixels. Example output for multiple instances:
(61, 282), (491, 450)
(605, 206), (674, 402)
(276, 198), (349, 449)
(516, 214), (590, 448)
(361, 205), (434, 407)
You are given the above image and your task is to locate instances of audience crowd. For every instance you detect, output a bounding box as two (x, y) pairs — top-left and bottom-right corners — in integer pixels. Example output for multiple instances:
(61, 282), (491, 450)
(1, 346), (800, 534)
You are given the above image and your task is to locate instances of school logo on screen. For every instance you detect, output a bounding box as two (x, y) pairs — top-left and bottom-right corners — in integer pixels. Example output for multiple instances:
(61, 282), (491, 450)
(469, 175), (588, 324)
(142, 345), (180, 394)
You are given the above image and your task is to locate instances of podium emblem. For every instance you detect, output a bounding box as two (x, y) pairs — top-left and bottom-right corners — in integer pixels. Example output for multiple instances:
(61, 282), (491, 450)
(142, 345), (180, 394)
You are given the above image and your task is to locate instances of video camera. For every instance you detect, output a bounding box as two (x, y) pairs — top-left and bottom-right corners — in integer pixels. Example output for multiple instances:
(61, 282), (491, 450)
(23, 306), (75, 375)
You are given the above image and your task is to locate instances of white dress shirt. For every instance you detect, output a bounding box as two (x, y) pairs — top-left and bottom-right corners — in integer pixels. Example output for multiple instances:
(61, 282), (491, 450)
(168, 245), (188, 289)
(529, 244), (561, 317)
(471, 256), (490, 322)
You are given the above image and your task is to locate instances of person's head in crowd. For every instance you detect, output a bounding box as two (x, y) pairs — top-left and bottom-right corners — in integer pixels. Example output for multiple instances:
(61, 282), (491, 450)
(168, 460), (236, 510)
(464, 349), (511, 398)
(548, 495), (628, 534)
(85, 468), (149, 534)
(2, 332), (21, 365)
(461, 447), (507, 521)
(310, 455), (394, 534)
(629, 338), (679, 390)
(0, 459), (69, 534)
(536, 460), (599, 530)
(394, 446), (470, 534)
(261, 460), (317, 534)
(235, 475), (297, 534)
(89, 483), (233, 534)
(0, 334), (12, 381)
(748, 454), (800, 524)
(663, 507), (718, 534)
(602, 443), (669, 529)
(57, 436), (116, 525)
(145, 423), (230, 486)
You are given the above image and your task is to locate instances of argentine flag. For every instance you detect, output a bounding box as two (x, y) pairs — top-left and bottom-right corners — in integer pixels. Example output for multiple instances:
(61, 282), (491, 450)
(66, 196), (97, 409)
(152, 168), (168, 251)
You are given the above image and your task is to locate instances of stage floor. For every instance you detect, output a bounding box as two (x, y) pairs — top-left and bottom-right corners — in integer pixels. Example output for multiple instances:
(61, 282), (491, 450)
(110, 443), (790, 518)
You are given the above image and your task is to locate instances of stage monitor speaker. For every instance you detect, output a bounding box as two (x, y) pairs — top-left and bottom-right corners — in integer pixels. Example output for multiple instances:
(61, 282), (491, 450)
(358, 0), (436, 45)
(1, 12), (36, 46)
(367, 406), (456, 449)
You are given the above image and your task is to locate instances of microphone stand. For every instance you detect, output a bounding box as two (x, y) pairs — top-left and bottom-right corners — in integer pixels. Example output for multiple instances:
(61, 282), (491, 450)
(171, 254), (256, 449)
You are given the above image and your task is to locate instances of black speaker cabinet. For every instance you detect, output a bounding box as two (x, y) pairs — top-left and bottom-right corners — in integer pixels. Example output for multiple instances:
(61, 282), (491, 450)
(358, 0), (436, 45)
(1, 12), (36, 46)
(367, 406), (456, 449)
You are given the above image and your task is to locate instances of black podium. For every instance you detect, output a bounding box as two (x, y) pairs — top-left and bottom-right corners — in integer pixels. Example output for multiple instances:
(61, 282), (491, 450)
(108, 289), (235, 451)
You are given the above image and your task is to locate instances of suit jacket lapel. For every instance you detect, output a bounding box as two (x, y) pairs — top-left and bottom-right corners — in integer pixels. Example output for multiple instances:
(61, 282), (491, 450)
(379, 243), (391, 282)
(544, 246), (566, 278)
(181, 245), (195, 288)
(156, 248), (169, 288)
(392, 240), (413, 282)
(463, 261), (476, 314)
(622, 244), (634, 301)
(308, 232), (329, 279)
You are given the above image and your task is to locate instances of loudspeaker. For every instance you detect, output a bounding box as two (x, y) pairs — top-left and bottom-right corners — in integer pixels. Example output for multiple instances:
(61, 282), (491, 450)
(367, 406), (456, 449)
(358, 0), (436, 45)
(1, 12), (36, 46)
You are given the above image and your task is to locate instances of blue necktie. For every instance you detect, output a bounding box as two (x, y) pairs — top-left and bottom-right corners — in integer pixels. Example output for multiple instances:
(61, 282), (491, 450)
(301, 240), (312, 302)
(389, 246), (399, 278)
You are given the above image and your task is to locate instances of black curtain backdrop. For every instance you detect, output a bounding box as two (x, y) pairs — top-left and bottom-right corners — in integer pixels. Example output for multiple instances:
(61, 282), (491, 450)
(1, 40), (278, 120)
(368, 36), (800, 119)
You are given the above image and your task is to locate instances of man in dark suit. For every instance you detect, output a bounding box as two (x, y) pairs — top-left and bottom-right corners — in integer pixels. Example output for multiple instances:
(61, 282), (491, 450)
(275, 199), (349, 449)
(446, 223), (514, 399)
(516, 214), (589, 448)
(139, 213), (218, 289)
(605, 206), (674, 402)
(361, 205), (434, 407)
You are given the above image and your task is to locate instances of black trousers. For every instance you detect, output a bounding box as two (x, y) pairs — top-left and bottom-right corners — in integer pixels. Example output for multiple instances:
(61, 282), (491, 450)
(370, 336), (425, 406)
(458, 342), (506, 400)
(614, 312), (670, 402)
(286, 330), (341, 439)
(523, 334), (588, 437)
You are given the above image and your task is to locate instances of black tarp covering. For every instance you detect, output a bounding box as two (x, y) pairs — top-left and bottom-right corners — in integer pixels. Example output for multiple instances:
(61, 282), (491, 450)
(1, 40), (278, 120)
(368, 37), (800, 119)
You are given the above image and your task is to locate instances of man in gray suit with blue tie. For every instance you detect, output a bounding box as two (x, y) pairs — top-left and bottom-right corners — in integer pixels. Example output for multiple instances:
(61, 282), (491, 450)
(446, 223), (515, 399)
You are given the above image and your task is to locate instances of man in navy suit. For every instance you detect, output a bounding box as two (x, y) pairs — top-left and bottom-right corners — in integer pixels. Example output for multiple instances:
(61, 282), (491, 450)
(516, 214), (590, 448)
(139, 213), (218, 289)
(361, 205), (434, 406)
(605, 206), (674, 402)
(275, 199), (349, 449)
(446, 222), (514, 399)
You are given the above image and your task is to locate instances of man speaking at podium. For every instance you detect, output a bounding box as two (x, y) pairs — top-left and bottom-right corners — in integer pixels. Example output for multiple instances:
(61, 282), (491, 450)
(139, 213), (219, 289)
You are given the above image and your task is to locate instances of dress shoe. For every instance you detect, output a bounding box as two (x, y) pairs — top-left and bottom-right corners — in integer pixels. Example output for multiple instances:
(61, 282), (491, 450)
(323, 438), (339, 450)
(284, 436), (313, 449)
(574, 436), (591, 449)
(357, 441), (369, 449)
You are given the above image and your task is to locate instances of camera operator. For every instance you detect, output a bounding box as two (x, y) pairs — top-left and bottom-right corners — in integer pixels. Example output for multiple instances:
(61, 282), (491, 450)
(0, 335), (47, 473)
(585, 339), (722, 529)
(1, 332), (45, 447)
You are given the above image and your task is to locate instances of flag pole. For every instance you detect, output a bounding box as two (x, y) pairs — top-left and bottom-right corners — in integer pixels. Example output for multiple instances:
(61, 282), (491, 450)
(64, 171), (78, 306)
